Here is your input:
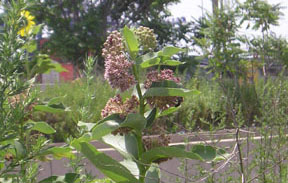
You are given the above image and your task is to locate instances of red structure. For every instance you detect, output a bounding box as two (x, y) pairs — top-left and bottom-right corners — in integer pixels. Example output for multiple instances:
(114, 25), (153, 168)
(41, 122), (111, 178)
(59, 63), (74, 81)
(39, 38), (76, 82)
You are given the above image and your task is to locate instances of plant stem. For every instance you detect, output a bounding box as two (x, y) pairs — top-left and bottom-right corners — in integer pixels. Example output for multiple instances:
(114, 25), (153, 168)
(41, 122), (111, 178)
(132, 64), (145, 115)
(236, 128), (245, 183)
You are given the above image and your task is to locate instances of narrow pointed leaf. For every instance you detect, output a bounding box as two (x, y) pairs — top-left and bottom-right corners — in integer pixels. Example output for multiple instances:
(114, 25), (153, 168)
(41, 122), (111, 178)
(157, 107), (180, 118)
(191, 144), (216, 161)
(141, 146), (202, 164)
(140, 57), (161, 68)
(161, 60), (184, 66)
(123, 26), (139, 59)
(145, 108), (157, 128)
(38, 147), (75, 160)
(162, 46), (185, 57)
(29, 121), (56, 134)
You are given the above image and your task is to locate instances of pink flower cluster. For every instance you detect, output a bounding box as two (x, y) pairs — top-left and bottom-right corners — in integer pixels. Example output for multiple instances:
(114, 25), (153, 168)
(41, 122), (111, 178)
(144, 69), (181, 89)
(102, 31), (135, 92)
(144, 69), (183, 111)
(101, 94), (139, 119)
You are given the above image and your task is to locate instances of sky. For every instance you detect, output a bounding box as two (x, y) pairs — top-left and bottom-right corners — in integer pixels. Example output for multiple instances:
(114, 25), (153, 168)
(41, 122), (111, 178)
(169, 0), (288, 38)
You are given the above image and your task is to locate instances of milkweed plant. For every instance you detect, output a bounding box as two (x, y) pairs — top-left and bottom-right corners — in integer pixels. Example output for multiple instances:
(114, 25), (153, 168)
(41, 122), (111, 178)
(72, 26), (227, 183)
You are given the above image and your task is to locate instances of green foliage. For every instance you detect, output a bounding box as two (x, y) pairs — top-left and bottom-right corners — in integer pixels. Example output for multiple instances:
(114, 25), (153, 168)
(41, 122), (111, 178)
(144, 165), (160, 183)
(32, 0), (192, 66)
(74, 142), (139, 183)
(71, 26), (218, 183)
(0, 1), (72, 181)
(35, 77), (117, 142)
(39, 173), (80, 183)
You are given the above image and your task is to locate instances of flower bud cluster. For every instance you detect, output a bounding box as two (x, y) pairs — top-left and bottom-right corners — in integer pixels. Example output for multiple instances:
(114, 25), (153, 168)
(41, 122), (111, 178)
(134, 26), (157, 51)
(102, 31), (135, 92)
(143, 134), (171, 163)
(144, 69), (181, 89)
(144, 69), (183, 110)
(101, 94), (139, 119)
(143, 134), (170, 151)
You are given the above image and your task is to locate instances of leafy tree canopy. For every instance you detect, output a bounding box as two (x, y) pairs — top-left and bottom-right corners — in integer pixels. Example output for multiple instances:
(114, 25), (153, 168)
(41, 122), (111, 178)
(31, 0), (193, 66)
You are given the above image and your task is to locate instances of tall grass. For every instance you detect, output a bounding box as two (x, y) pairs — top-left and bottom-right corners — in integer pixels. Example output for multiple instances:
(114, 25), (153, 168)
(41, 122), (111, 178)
(35, 77), (119, 142)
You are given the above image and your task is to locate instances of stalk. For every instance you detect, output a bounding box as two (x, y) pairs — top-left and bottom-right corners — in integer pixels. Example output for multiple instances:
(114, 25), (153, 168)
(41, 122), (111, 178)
(132, 63), (147, 182)
(132, 64), (145, 116)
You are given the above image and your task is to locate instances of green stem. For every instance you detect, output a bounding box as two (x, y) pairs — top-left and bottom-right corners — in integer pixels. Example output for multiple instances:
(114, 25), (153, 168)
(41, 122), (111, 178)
(135, 132), (146, 182)
(131, 63), (147, 182)
(132, 64), (145, 115)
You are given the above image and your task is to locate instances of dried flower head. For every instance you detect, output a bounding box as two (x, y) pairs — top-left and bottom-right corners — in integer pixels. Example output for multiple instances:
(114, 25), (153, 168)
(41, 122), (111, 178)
(102, 31), (135, 92)
(144, 69), (183, 110)
(101, 94), (139, 119)
(134, 26), (157, 51)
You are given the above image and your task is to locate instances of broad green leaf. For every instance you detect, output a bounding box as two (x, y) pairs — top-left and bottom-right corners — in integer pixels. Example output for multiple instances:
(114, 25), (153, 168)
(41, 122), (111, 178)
(92, 116), (123, 140)
(122, 113), (147, 132)
(120, 159), (140, 179)
(162, 46), (185, 57)
(123, 26), (139, 59)
(144, 164), (160, 183)
(191, 144), (216, 161)
(34, 105), (64, 113)
(35, 55), (67, 74)
(14, 140), (26, 158)
(102, 133), (138, 159)
(38, 147), (75, 160)
(140, 57), (161, 68)
(39, 173), (80, 183)
(74, 142), (139, 183)
(144, 108), (157, 128)
(49, 62), (67, 73)
(34, 102), (68, 114)
(28, 121), (56, 134)
(150, 80), (181, 88)
(141, 146), (202, 164)
(144, 88), (194, 97)
(92, 113), (146, 140)
(161, 60), (184, 66)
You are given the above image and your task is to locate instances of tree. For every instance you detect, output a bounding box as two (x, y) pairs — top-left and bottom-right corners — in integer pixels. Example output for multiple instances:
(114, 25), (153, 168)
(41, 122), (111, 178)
(31, 0), (193, 67)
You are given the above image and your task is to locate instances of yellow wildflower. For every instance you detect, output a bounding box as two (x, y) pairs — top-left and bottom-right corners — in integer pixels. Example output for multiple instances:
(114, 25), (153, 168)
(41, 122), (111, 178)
(18, 10), (35, 37)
